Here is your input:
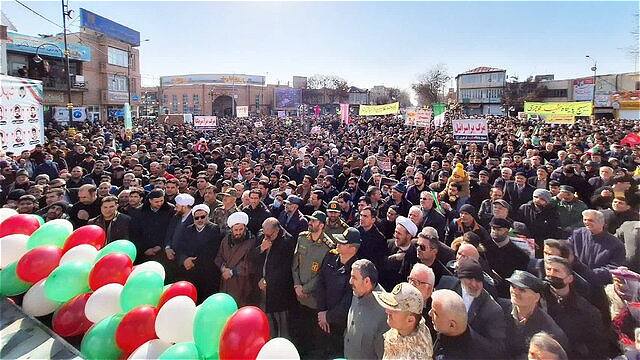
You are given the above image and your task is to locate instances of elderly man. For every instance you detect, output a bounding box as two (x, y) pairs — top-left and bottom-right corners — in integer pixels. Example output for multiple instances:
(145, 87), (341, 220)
(415, 227), (455, 286)
(163, 193), (195, 283)
(316, 227), (360, 358)
(69, 184), (101, 228)
(211, 188), (239, 229)
(419, 191), (447, 241)
(483, 217), (530, 296)
(553, 185), (588, 235)
(517, 189), (561, 256)
(504, 270), (569, 359)
(254, 217), (297, 338)
(214, 212), (256, 307)
(176, 204), (222, 303)
(430, 289), (483, 359)
(408, 205), (424, 232)
(88, 195), (131, 244)
(445, 204), (490, 246)
(344, 259), (389, 359)
(569, 209), (627, 285)
(382, 216), (418, 290)
(278, 194), (308, 239)
(374, 282), (433, 359)
(291, 211), (335, 357)
(408, 263), (436, 339)
(435, 258), (506, 358)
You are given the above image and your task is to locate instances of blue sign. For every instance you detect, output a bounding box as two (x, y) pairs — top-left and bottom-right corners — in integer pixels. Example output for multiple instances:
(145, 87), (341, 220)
(275, 88), (302, 109)
(80, 8), (140, 46)
(132, 94), (140, 101)
(7, 32), (91, 61)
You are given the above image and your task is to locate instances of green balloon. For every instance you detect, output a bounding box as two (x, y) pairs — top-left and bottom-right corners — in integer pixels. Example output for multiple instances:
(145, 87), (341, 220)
(27, 222), (73, 250)
(0, 261), (32, 296)
(159, 342), (201, 360)
(30, 214), (44, 225)
(44, 261), (91, 302)
(120, 270), (163, 312)
(94, 239), (137, 263)
(81, 313), (123, 360)
(193, 293), (238, 359)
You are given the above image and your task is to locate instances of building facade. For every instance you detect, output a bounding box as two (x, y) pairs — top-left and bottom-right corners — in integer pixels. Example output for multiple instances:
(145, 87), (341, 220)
(3, 9), (143, 122)
(456, 67), (506, 116)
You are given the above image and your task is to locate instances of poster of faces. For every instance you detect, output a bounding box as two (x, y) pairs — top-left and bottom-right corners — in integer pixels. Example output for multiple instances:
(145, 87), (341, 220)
(0, 75), (45, 152)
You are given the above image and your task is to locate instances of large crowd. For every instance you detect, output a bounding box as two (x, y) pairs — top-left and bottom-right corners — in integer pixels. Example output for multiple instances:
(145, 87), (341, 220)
(1, 112), (639, 360)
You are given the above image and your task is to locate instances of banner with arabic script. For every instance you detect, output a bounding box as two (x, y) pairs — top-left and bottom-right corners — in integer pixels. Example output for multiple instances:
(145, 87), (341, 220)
(359, 102), (399, 116)
(452, 119), (488, 142)
(524, 101), (592, 117)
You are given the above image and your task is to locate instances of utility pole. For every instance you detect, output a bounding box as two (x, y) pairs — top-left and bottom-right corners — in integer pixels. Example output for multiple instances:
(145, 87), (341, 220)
(61, 0), (73, 123)
(586, 55), (597, 119)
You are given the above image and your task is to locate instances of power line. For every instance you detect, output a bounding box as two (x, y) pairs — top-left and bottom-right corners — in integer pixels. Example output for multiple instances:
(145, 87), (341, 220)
(13, 0), (63, 29)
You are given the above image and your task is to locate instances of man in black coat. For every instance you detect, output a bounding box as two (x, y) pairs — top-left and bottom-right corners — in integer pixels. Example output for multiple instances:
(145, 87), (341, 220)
(356, 206), (387, 272)
(435, 258), (506, 358)
(69, 184), (101, 228)
(277, 195), (308, 239)
(130, 189), (175, 264)
(315, 227), (359, 359)
(242, 189), (272, 237)
(163, 193), (195, 283)
(88, 195), (130, 244)
(254, 218), (297, 338)
(502, 172), (535, 211)
(419, 191), (447, 241)
(381, 216), (418, 290)
(517, 189), (561, 256)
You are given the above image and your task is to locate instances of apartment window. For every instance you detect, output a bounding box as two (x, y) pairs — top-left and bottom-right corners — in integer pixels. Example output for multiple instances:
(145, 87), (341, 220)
(547, 89), (568, 98)
(192, 94), (200, 104)
(108, 74), (128, 92)
(108, 47), (129, 67)
(255, 95), (261, 104)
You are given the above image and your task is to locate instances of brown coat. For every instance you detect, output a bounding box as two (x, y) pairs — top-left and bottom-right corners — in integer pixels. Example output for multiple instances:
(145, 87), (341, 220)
(214, 232), (257, 307)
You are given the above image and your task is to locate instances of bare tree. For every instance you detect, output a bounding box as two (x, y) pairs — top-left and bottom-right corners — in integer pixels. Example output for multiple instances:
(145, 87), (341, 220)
(502, 75), (546, 115)
(412, 64), (451, 106)
(306, 74), (349, 103)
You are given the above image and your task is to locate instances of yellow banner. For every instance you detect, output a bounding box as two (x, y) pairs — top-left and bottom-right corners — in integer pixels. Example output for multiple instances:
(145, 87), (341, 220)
(524, 101), (592, 117)
(359, 102), (399, 116)
(545, 115), (576, 124)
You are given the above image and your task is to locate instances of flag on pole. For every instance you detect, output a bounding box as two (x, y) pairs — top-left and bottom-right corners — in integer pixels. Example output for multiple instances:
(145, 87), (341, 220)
(340, 103), (350, 125)
(123, 103), (132, 130)
(433, 103), (446, 127)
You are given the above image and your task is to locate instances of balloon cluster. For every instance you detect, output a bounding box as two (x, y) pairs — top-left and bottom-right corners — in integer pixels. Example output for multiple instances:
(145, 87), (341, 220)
(0, 209), (300, 360)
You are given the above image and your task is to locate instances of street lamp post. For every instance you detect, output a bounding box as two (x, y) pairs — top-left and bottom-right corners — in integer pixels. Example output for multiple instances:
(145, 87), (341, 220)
(585, 55), (597, 118)
(61, 0), (73, 124)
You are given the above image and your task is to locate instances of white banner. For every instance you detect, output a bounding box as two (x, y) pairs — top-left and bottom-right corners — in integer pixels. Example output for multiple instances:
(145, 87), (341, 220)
(254, 121), (263, 128)
(0, 75), (45, 153)
(452, 118), (489, 142)
(53, 107), (88, 123)
(236, 105), (248, 118)
(193, 116), (217, 130)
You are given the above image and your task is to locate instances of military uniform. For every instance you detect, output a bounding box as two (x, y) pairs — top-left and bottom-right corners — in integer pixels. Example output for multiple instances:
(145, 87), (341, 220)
(210, 205), (238, 228)
(326, 201), (348, 243)
(291, 229), (335, 357)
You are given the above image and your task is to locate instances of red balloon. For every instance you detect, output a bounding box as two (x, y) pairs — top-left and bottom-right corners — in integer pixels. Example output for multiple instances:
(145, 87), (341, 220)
(0, 214), (40, 237)
(16, 246), (63, 283)
(52, 293), (93, 337)
(88, 253), (133, 291)
(219, 306), (270, 360)
(157, 281), (198, 309)
(115, 305), (158, 353)
(62, 225), (106, 253)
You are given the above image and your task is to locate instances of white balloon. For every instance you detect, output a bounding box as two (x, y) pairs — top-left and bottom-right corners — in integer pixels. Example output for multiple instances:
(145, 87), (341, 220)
(0, 208), (18, 224)
(59, 244), (98, 264)
(154, 295), (195, 343)
(22, 278), (63, 316)
(128, 339), (171, 360)
(84, 283), (124, 323)
(0, 234), (29, 268)
(256, 337), (300, 360)
(130, 261), (165, 280)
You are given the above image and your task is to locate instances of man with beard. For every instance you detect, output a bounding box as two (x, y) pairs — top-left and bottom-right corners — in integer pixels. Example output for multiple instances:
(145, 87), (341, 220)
(177, 204), (222, 303)
(68, 166), (93, 189)
(164, 194), (195, 283)
(379, 183), (412, 218)
(211, 188), (239, 230)
(518, 189), (561, 256)
(482, 218), (530, 297)
(344, 259), (389, 359)
(542, 256), (610, 360)
(45, 200), (69, 222)
(214, 211), (256, 307)
(278, 195), (308, 239)
(406, 171), (428, 205)
(291, 211), (335, 357)
(553, 185), (588, 235)
(381, 216), (418, 290)
(356, 206), (387, 272)
(254, 217), (297, 338)
(601, 196), (639, 234)
(130, 189), (175, 264)
(321, 175), (339, 203)
(69, 184), (101, 228)
(302, 190), (326, 216)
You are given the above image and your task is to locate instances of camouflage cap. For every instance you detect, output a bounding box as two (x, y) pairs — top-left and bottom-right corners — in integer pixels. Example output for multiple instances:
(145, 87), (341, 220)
(373, 282), (424, 314)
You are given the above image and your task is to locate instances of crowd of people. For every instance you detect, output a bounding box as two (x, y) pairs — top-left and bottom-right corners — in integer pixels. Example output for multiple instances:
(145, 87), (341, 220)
(1, 111), (639, 359)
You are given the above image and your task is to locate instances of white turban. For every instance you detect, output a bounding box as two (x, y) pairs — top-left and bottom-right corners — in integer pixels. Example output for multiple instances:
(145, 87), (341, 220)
(175, 193), (195, 206)
(191, 204), (210, 215)
(396, 216), (418, 237)
(227, 212), (249, 228)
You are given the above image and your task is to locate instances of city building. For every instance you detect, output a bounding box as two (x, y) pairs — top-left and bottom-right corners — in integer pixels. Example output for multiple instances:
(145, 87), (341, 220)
(2, 8), (143, 122)
(456, 66), (506, 116)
